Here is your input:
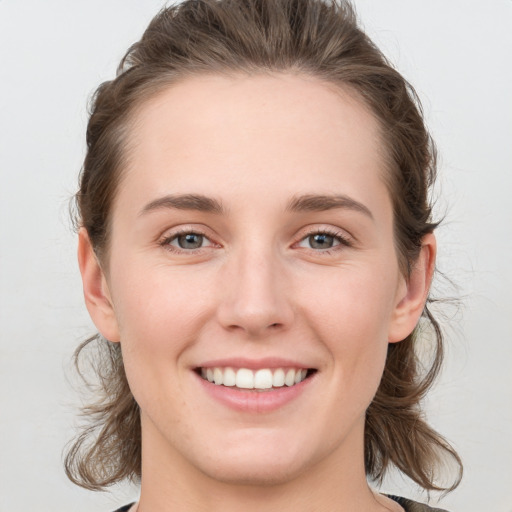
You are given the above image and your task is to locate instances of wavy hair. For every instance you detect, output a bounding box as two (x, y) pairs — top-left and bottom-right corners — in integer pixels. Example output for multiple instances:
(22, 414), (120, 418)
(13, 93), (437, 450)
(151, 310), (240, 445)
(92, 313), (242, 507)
(66, 0), (462, 492)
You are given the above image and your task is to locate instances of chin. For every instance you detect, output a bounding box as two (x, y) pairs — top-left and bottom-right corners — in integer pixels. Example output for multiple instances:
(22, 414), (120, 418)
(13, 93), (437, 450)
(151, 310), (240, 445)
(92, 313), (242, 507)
(199, 455), (308, 487)
(192, 430), (321, 487)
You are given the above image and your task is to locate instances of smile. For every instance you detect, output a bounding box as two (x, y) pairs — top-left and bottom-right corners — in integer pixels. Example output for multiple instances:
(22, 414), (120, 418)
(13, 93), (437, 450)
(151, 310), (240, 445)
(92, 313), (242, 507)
(198, 367), (315, 391)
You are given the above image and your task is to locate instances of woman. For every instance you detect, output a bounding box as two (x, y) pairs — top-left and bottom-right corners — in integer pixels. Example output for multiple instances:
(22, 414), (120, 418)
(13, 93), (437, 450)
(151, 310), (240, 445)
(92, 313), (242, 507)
(66, 0), (463, 510)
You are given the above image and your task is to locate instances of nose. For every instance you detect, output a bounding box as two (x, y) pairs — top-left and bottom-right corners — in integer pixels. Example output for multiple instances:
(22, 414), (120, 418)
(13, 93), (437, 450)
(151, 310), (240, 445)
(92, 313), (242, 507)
(216, 246), (294, 338)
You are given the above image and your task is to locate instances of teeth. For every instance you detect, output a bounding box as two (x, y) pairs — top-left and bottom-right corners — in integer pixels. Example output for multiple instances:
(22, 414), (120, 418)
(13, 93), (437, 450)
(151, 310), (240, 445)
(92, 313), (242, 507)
(285, 369), (295, 387)
(254, 369), (273, 389)
(213, 367), (223, 385)
(199, 366), (310, 390)
(236, 368), (254, 389)
(294, 369), (308, 384)
(272, 368), (285, 387)
(223, 367), (236, 387)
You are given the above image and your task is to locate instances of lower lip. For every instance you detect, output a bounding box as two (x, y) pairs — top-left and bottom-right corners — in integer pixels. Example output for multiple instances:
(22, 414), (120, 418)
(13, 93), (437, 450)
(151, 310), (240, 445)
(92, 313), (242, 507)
(194, 371), (315, 413)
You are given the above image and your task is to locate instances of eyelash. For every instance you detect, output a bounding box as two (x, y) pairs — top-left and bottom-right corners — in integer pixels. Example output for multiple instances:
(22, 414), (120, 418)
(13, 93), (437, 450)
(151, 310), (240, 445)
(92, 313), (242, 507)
(159, 227), (352, 255)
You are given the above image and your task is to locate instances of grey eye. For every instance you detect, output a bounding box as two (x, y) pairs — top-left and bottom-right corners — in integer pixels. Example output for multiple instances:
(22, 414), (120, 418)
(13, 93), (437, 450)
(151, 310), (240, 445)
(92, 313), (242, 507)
(175, 233), (205, 249)
(307, 233), (336, 249)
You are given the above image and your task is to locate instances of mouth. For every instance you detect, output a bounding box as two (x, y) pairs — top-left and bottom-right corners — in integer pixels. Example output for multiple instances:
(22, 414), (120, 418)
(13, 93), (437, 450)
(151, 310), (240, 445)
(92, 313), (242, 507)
(195, 366), (317, 391)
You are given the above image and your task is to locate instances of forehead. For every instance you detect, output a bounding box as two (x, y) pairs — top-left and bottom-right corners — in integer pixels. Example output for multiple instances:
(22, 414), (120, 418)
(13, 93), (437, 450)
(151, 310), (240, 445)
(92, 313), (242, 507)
(118, 72), (389, 217)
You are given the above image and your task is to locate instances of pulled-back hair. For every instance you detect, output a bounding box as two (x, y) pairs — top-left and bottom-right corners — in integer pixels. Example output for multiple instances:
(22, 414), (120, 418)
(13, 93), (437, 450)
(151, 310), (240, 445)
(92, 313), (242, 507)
(66, 0), (463, 492)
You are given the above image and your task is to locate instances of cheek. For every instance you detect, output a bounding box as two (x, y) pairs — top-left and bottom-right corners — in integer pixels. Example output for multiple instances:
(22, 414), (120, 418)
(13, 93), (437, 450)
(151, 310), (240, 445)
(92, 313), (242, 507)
(298, 266), (397, 388)
(108, 262), (212, 398)
(111, 259), (209, 339)
(302, 264), (398, 338)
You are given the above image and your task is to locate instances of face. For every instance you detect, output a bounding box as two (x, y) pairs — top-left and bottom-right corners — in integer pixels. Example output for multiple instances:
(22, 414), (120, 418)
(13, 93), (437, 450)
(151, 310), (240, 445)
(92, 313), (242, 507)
(80, 73), (431, 487)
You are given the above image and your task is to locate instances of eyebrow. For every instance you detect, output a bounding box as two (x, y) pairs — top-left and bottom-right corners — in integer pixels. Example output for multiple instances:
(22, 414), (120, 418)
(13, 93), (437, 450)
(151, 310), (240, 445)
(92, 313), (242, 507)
(140, 194), (226, 216)
(139, 192), (373, 219)
(285, 194), (373, 219)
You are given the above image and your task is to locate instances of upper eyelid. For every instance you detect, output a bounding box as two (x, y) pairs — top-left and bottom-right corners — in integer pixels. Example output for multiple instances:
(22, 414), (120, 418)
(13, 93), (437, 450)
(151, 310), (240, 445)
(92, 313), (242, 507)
(295, 225), (353, 243)
(159, 224), (214, 240)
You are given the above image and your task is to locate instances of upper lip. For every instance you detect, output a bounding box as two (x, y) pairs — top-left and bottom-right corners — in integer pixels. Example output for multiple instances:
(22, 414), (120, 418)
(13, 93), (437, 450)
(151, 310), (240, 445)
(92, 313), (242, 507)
(195, 357), (315, 370)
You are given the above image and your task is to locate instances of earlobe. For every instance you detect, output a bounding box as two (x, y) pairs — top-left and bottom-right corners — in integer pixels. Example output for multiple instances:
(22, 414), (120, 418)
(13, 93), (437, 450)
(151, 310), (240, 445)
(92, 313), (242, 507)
(78, 228), (120, 342)
(388, 233), (436, 344)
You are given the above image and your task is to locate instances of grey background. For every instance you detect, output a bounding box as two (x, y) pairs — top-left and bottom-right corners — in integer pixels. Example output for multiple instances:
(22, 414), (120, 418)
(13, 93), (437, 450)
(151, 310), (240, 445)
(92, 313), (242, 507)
(0, 0), (511, 510)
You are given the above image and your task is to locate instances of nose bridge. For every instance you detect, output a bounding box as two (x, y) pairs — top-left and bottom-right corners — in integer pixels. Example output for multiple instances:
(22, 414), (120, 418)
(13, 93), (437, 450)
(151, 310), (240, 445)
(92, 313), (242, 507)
(217, 239), (293, 336)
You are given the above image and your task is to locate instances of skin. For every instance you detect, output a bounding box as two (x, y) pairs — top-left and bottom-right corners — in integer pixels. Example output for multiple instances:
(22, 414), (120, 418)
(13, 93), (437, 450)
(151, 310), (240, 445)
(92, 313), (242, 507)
(79, 73), (435, 512)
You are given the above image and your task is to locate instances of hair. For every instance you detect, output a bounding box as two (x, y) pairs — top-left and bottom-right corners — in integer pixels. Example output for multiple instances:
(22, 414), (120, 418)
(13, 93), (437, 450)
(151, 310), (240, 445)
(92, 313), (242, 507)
(66, 0), (463, 493)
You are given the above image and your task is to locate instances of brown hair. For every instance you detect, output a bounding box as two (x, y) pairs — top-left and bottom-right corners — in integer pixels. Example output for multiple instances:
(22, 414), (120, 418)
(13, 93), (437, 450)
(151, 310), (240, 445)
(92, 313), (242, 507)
(66, 0), (462, 492)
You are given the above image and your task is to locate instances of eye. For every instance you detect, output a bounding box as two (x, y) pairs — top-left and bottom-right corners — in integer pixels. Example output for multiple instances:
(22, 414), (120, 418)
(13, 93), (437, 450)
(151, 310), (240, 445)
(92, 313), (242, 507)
(302, 233), (338, 250)
(160, 230), (215, 252)
(296, 229), (351, 252)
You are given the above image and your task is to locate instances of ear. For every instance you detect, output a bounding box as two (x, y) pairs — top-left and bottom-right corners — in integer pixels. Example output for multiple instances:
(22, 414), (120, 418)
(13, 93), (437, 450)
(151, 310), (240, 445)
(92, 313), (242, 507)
(77, 228), (120, 342)
(388, 233), (436, 343)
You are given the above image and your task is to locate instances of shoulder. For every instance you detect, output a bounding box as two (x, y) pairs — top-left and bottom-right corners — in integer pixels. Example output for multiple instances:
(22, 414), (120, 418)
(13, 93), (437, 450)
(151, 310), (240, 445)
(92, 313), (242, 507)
(387, 495), (450, 512)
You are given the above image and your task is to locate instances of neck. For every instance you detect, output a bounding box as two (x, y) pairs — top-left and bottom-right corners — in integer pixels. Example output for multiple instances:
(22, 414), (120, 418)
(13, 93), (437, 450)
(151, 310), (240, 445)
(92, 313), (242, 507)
(136, 415), (398, 512)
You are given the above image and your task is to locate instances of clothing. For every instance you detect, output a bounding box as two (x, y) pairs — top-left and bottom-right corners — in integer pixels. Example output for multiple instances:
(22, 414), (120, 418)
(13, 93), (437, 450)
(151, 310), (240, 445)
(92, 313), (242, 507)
(112, 496), (449, 512)
(387, 495), (449, 512)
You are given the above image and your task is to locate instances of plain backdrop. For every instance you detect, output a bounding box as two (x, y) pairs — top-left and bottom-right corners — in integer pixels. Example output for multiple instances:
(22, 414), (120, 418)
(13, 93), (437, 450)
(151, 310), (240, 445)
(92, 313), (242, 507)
(0, 1), (511, 511)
